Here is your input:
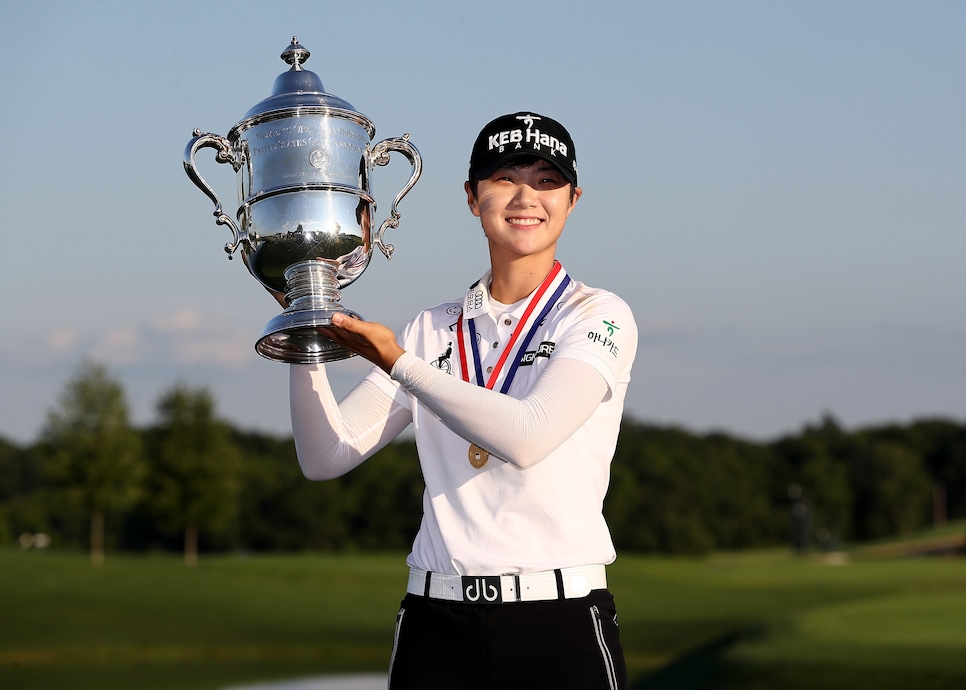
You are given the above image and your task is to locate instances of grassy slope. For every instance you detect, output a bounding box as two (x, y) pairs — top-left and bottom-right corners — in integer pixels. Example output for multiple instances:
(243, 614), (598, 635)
(2, 533), (965, 690)
(610, 542), (966, 689)
(0, 551), (404, 689)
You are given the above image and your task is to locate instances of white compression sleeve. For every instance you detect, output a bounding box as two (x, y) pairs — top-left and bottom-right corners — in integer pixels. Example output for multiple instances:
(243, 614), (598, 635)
(289, 364), (412, 480)
(390, 351), (608, 469)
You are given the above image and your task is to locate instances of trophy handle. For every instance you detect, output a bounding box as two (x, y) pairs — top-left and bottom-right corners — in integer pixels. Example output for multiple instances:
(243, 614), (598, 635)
(370, 134), (422, 260)
(183, 129), (245, 257)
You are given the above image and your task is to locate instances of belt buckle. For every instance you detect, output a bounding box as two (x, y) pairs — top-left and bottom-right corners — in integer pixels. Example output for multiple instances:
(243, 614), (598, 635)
(460, 575), (503, 604)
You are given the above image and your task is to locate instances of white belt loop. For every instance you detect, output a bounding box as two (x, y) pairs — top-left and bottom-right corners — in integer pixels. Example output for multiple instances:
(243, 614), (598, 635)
(406, 565), (606, 604)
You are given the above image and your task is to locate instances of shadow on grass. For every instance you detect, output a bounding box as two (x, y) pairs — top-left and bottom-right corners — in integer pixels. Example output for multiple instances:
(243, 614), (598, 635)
(630, 627), (753, 690)
(629, 627), (966, 690)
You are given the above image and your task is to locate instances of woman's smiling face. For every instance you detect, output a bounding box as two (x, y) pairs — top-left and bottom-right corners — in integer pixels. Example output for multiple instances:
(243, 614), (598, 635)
(466, 158), (582, 264)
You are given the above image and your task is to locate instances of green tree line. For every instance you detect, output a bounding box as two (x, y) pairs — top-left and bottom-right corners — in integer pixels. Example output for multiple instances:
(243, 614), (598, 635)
(1, 361), (964, 561)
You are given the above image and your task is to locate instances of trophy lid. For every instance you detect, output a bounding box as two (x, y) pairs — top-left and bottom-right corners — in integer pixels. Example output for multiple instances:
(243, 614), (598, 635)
(242, 37), (356, 118)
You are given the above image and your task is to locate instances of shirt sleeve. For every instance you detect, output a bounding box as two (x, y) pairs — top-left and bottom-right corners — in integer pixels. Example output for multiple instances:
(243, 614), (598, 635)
(389, 352), (609, 469)
(549, 290), (638, 393)
(289, 364), (412, 480)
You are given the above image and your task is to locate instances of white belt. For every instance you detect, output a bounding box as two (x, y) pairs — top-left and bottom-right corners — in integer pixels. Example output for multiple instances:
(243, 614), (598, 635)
(406, 565), (606, 604)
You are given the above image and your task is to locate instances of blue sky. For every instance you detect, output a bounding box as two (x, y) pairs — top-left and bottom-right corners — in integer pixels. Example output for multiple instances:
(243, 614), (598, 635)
(1, 0), (963, 444)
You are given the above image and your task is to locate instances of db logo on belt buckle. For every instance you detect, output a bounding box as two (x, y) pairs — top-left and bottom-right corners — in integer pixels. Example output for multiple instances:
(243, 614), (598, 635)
(462, 575), (503, 604)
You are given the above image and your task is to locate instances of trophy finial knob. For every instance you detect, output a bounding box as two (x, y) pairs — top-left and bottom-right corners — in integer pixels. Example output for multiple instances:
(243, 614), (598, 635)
(256, 36), (339, 111)
(281, 37), (310, 71)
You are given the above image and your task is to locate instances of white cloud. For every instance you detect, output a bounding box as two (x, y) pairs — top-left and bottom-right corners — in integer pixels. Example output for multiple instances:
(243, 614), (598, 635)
(637, 317), (699, 343)
(46, 328), (79, 353)
(36, 310), (260, 370)
(151, 309), (203, 333)
(97, 327), (141, 365)
(173, 338), (256, 368)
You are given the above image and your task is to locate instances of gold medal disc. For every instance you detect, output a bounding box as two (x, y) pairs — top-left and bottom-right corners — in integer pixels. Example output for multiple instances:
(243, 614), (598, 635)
(468, 443), (489, 469)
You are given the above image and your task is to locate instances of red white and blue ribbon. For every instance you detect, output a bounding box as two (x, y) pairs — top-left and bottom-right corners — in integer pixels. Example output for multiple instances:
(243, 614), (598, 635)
(456, 261), (571, 394)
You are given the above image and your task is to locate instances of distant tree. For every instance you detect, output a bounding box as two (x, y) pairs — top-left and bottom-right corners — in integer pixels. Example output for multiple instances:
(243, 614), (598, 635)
(605, 422), (782, 555)
(607, 423), (714, 554)
(40, 360), (144, 564)
(149, 384), (240, 566)
(902, 419), (966, 524)
(772, 415), (854, 547)
(0, 436), (22, 497)
(0, 441), (10, 544)
(0, 437), (21, 542)
(340, 440), (424, 550)
(937, 431), (966, 522)
(849, 438), (933, 540)
(233, 428), (423, 552)
(697, 432), (786, 549)
(0, 436), (39, 546)
(232, 429), (343, 551)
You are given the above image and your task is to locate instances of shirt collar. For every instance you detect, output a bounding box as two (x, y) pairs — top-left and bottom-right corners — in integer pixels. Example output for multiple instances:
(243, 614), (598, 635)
(461, 263), (571, 321)
(462, 270), (494, 320)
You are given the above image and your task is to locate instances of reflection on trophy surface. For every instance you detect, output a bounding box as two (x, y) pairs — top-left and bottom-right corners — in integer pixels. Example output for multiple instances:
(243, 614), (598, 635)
(183, 37), (421, 363)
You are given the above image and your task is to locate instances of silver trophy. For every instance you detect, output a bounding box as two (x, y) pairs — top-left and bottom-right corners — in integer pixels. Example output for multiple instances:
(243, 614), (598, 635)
(184, 37), (421, 363)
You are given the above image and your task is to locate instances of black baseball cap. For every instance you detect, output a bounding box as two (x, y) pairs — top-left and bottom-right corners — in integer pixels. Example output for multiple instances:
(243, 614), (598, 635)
(468, 112), (578, 185)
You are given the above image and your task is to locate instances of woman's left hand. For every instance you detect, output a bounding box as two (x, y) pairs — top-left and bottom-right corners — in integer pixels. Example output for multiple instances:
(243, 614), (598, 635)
(323, 312), (405, 374)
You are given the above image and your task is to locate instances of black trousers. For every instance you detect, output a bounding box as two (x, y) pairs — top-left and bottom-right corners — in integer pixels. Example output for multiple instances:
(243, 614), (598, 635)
(388, 589), (628, 689)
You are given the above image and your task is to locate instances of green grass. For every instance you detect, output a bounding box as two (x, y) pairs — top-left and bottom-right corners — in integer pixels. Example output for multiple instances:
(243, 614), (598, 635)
(0, 550), (402, 689)
(2, 532), (966, 689)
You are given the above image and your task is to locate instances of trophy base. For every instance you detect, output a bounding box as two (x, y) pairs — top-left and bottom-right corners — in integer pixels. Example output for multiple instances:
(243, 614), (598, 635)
(255, 307), (363, 364)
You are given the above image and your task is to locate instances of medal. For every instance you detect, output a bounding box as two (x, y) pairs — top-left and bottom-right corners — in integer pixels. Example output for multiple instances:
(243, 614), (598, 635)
(468, 443), (489, 469)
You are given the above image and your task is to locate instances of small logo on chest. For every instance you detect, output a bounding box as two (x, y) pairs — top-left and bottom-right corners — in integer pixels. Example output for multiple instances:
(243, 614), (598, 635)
(519, 341), (555, 366)
(432, 343), (453, 374)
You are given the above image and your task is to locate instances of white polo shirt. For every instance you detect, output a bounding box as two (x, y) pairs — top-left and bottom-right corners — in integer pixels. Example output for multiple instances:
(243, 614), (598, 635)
(365, 264), (637, 576)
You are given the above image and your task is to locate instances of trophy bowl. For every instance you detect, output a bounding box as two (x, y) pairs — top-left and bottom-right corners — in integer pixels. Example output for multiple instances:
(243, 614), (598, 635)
(184, 37), (421, 363)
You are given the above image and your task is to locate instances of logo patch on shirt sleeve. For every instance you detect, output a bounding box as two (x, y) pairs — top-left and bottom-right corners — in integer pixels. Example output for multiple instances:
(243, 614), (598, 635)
(588, 320), (621, 357)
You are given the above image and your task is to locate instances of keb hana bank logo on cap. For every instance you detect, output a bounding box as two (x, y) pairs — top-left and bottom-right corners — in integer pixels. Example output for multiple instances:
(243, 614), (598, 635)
(469, 111), (578, 185)
(487, 115), (570, 161)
